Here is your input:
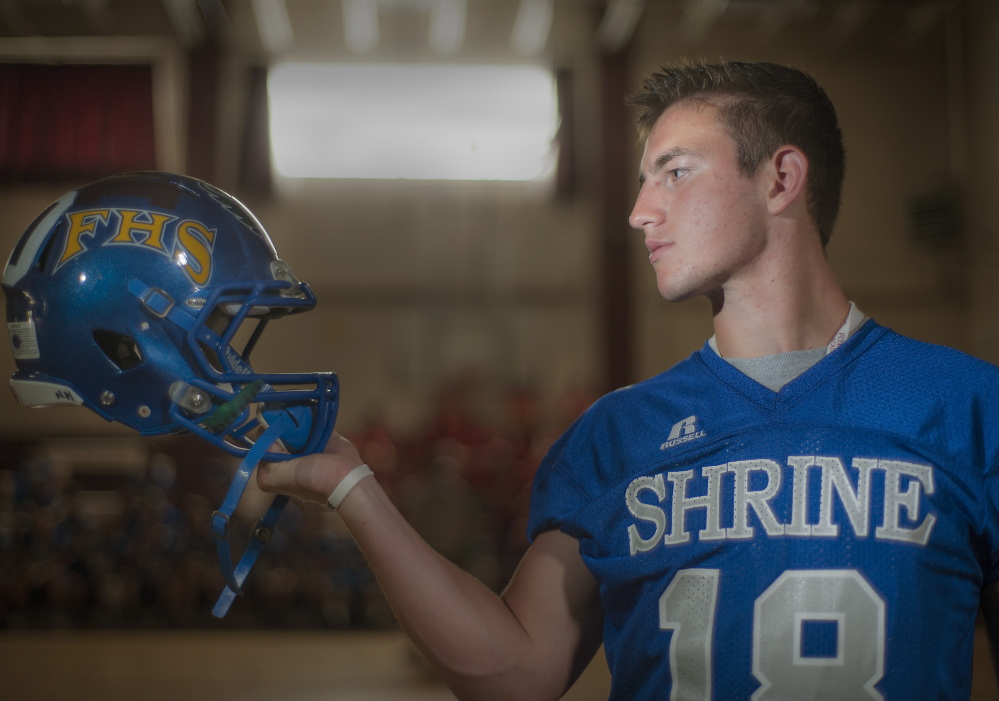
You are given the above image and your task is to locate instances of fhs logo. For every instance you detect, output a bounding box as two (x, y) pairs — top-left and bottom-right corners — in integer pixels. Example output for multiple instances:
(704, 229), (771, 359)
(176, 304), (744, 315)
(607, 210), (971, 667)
(56, 208), (217, 286)
(661, 415), (706, 450)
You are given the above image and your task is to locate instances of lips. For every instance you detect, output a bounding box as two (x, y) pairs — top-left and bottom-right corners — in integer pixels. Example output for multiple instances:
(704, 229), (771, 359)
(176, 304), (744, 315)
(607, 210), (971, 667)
(646, 239), (671, 263)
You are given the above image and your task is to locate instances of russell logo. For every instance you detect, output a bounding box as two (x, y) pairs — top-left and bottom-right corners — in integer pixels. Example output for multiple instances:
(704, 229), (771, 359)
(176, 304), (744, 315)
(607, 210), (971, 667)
(660, 415), (706, 450)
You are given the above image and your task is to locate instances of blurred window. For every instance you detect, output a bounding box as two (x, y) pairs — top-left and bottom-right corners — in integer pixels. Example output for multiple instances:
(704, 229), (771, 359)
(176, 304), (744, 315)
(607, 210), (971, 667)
(268, 63), (558, 181)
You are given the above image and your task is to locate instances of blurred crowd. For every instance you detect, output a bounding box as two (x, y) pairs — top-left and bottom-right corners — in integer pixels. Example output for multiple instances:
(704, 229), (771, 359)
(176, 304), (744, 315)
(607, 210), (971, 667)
(0, 383), (595, 630)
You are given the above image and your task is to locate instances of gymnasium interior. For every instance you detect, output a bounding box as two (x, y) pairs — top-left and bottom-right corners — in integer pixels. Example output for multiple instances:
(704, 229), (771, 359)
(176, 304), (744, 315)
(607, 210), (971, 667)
(2, 0), (999, 698)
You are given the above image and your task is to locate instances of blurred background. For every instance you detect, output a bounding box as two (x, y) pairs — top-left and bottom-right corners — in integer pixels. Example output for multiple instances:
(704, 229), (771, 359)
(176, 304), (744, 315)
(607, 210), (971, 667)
(1, 0), (998, 698)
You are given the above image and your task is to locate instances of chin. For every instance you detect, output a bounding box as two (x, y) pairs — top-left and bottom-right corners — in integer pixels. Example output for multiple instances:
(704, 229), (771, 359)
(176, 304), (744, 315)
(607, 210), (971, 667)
(657, 286), (700, 304)
(655, 260), (732, 303)
(656, 274), (697, 302)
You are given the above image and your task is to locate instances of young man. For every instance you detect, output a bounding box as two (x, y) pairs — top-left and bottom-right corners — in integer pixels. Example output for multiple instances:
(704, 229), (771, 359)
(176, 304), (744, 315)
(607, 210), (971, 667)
(257, 62), (999, 699)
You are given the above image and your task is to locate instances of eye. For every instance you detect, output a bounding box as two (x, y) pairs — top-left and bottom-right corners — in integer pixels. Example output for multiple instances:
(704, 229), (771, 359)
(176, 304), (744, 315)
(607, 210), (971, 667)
(669, 168), (690, 181)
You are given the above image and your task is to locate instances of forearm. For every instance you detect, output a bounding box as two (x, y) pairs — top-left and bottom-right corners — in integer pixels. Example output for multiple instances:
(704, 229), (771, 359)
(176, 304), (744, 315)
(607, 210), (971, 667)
(337, 475), (559, 699)
(256, 443), (601, 699)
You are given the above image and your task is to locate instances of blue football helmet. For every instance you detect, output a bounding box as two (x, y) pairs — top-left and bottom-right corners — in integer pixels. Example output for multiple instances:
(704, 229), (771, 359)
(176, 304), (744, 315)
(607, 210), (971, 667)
(2, 171), (338, 461)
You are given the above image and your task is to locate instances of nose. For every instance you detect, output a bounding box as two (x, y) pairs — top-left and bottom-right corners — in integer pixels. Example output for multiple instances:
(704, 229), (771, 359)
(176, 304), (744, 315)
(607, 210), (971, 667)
(629, 184), (663, 230)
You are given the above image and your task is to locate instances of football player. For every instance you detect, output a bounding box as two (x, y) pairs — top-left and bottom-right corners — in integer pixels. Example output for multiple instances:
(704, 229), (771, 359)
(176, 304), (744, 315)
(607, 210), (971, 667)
(9, 60), (998, 699)
(257, 61), (999, 700)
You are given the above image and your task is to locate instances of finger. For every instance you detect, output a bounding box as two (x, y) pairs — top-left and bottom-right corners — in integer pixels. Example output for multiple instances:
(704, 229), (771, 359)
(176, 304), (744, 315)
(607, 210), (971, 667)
(255, 459), (288, 493)
(257, 453), (344, 505)
(324, 432), (364, 462)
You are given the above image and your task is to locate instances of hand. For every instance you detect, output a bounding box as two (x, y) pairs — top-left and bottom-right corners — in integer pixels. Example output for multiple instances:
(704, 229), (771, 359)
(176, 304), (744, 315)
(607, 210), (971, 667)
(256, 431), (365, 507)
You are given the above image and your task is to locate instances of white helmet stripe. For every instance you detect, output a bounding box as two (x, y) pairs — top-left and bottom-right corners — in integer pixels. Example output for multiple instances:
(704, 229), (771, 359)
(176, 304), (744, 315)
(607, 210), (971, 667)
(2, 191), (78, 287)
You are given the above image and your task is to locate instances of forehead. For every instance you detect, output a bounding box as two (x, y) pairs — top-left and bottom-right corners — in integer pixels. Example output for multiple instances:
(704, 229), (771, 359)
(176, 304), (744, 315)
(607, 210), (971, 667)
(642, 100), (734, 159)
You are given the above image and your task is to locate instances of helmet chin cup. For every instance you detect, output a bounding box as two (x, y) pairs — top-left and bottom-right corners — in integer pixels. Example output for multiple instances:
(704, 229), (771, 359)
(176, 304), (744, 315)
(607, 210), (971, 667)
(262, 404), (315, 454)
(167, 373), (337, 463)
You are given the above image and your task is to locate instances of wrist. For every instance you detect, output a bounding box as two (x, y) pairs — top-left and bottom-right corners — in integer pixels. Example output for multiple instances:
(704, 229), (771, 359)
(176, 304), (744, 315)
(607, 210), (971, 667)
(327, 463), (374, 510)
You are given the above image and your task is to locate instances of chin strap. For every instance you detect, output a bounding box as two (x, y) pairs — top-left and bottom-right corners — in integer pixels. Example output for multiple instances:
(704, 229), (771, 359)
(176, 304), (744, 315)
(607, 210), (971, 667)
(210, 411), (291, 618)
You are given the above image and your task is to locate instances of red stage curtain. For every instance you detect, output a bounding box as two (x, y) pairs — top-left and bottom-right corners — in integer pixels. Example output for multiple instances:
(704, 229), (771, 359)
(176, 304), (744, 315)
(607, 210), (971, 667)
(0, 63), (157, 182)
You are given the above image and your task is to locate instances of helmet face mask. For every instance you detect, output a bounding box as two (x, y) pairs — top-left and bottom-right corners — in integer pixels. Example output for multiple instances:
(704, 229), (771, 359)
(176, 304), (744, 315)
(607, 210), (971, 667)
(3, 171), (337, 461)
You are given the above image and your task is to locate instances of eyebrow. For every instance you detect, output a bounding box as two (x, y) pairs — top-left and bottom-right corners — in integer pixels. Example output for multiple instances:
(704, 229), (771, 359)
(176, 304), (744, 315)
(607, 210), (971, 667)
(638, 147), (696, 185)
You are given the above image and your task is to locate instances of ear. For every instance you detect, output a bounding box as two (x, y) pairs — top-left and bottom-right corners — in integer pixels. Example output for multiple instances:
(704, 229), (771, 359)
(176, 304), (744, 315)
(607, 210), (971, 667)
(764, 146), (808, 216)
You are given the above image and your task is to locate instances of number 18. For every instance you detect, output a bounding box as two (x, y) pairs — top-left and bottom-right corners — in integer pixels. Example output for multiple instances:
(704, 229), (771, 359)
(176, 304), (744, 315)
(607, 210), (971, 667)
(660, 569), (885, 700)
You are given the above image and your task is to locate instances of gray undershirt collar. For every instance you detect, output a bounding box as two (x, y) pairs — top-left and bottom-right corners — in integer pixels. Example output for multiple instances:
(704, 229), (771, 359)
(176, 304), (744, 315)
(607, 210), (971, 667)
(722, 346), (829, 392)
(707, 303), (867, 392)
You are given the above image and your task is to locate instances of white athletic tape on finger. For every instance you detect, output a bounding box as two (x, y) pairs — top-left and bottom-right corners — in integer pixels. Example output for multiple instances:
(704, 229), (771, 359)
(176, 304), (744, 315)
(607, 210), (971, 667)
(327, 464), (374, 510)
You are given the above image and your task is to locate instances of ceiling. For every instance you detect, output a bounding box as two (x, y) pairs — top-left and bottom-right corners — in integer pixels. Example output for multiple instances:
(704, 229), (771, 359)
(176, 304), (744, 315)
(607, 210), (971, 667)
(0, 0), (962, 61)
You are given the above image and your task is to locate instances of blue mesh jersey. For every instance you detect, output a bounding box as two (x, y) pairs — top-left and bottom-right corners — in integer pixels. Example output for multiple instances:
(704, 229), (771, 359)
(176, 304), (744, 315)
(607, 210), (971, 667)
(528, 320), (999, 700)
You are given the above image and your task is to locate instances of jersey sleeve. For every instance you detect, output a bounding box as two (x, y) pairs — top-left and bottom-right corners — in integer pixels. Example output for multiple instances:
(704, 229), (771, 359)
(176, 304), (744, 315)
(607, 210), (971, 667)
(982, 455), (999, 583)
(527, 419), (593, 542)
(973, 372), (999, 584)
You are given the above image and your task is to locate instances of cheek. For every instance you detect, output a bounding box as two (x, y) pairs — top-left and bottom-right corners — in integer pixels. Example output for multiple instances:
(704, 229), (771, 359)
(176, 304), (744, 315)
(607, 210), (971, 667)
(709, 181), (760, 234)
(686, 190), (734, 238)
(678, 188), (716, 229)
(690, 173), (736, 217)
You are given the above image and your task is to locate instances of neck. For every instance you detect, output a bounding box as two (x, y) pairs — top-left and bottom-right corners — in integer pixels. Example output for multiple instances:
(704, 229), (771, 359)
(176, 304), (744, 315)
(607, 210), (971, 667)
(710, 224), (850, 359)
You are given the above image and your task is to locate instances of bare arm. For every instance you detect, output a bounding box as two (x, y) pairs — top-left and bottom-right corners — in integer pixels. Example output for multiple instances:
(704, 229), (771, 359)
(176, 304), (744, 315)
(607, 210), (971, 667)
(257, 433), (604, 700)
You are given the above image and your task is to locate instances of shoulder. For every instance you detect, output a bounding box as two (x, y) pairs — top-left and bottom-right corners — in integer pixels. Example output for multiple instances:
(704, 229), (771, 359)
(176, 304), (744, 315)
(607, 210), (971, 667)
(528, 351), (714, 539)
(857, 323), (999, 390)
(556, 353), (708, 443)
(541, 349), (715, 471)
(834, 322), (999, 469)
(588, 349), (714, 416)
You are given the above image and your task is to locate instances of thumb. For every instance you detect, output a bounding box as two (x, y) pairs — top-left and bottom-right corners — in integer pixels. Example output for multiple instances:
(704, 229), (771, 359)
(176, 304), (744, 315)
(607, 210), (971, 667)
(256, 453), (341, 506)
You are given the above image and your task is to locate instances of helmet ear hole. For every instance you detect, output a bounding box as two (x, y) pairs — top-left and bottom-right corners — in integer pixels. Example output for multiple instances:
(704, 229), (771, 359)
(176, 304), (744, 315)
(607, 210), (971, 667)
(93, 329), (143, 371)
